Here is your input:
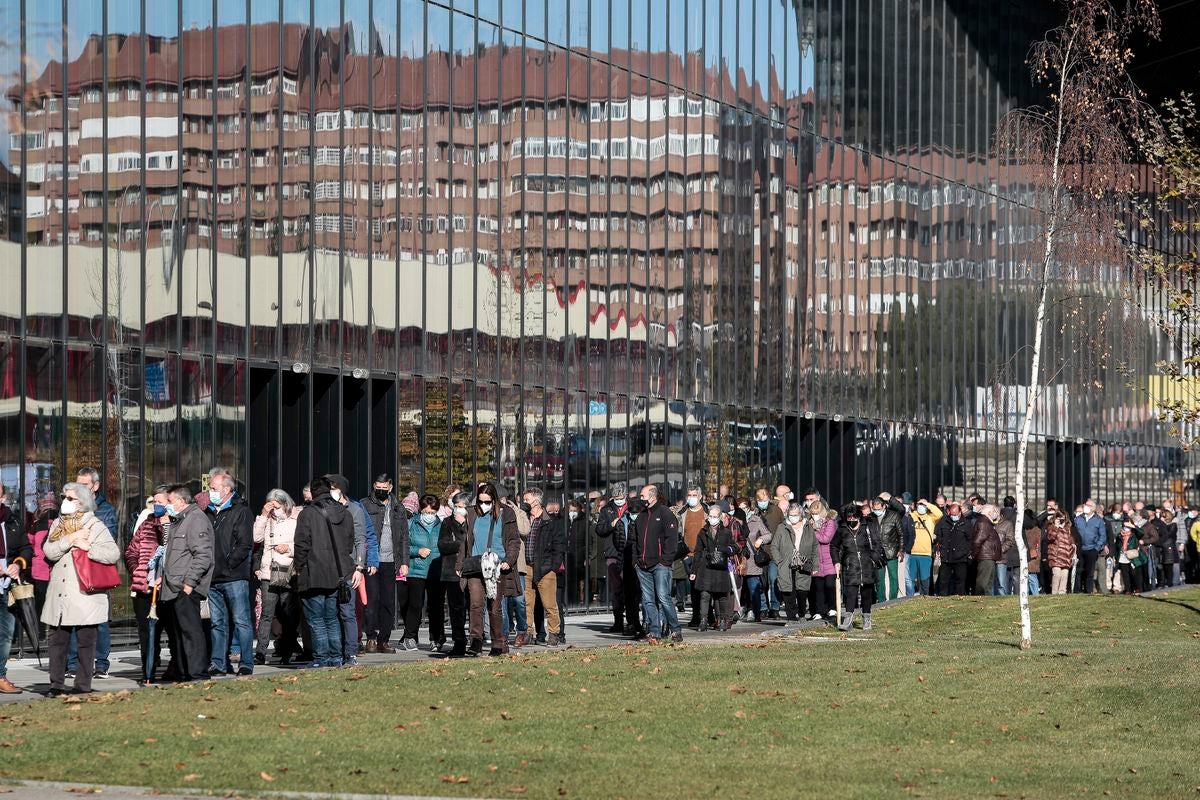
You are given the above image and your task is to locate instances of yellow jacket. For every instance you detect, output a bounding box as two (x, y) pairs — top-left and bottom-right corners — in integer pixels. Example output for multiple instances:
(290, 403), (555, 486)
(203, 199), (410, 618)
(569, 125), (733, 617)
(908, 504), (943, 556)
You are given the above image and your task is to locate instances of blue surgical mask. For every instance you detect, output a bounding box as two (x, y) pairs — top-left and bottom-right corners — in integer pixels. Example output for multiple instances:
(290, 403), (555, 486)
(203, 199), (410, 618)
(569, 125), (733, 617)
(757, 500), (769, 510)
(153, 503), (167, 517)
(166, 506), (180, 519)
(687, 497), (700, 508)
(950, 514), (960, 522)
(420, 512), (437, 526)
(873, 509), (884, 517)
(629, 513), (639, 521)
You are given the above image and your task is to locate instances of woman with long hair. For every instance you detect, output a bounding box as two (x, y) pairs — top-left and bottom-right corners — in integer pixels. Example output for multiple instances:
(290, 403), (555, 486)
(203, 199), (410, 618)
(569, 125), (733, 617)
(458, 483), (520, 656)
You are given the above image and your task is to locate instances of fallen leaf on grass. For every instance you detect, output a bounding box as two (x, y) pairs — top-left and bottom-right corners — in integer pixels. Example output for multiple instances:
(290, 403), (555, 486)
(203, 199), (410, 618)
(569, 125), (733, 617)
(734, 710), (746, 719)
(182, 774), (200, 782)
(500, 710), (513, 720)
(440, 775), (470, 784)
(260, 772), (275, 782)
(548, 668), (560, 676)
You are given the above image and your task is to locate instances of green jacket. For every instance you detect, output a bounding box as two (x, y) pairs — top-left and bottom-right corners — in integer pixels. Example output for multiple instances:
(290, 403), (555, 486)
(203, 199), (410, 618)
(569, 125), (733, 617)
(1116, 528), (1146, 568)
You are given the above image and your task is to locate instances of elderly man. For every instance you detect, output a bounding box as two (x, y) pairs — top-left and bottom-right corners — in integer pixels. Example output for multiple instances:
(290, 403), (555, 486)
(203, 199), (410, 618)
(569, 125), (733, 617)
(632, 485), (682, 644)
(159, 484), (214, 682)
(204, 468), (255, 676)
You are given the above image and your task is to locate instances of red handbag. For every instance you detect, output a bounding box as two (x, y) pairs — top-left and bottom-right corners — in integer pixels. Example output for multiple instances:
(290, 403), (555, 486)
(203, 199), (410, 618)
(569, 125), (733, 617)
(72, 548), (121, 593)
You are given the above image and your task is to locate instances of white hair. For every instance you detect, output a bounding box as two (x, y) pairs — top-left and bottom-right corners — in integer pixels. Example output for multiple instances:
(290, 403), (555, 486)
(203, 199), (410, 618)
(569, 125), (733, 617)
(62, 482), (96, 513)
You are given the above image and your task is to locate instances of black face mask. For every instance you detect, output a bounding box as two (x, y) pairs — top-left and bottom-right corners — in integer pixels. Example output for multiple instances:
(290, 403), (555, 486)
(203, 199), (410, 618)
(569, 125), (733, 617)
(374, 489), (390, 502)
(520, 502), (532, 514)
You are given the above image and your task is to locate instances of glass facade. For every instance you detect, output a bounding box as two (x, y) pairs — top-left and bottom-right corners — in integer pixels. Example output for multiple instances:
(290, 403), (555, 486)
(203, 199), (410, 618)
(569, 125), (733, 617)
(1, 0), (1190, 590)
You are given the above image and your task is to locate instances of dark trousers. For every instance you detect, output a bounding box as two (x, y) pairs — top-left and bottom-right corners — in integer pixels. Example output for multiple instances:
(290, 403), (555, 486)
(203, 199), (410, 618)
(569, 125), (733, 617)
(607, 555), (641, 629)
(1119, 562), (1143, 593)
(687, 585), (704, 624)
(255, 581), (301, 660)
(466, 577), (505, 647)
(1080, 550), (1100, 593)
(364, 562), (397, 644)
(940, 562), (969, 596)
(699, 590), (730, 624)
(133, 592), (163, 679)
(843, 582), (875, 614)
(397, 576), (428, 642)
(162, 592), (209, 680)
(428, 579), (465, 644)
(49, 624), (97, 692)
(974, 560), (996, 596)
(809, 574), (837, 618)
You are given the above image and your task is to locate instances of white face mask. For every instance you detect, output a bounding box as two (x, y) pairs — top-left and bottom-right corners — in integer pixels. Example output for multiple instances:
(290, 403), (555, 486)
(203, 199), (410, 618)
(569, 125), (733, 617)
(453, 507), (468, 519)
(420, 512), (437, 525)
(478, 502), (493, 514)
(330, 489), (343, 503)
(916, 504), (927, 515)
(569, 511), (578, 521)
(787, 515), (801, 525)
(60, 499), (78, 515)
(786, 492), (795, 501)
(613, 498), (626, 508)
(687, 497), (700, 508)
(272, 508), (287, 520)
(629, 513), (639, 521)
(708, 515), (721, 526)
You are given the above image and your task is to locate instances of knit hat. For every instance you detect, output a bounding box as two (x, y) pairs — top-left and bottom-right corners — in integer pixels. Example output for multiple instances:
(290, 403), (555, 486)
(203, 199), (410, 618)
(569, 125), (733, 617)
(38, 492), (57, 513)
(402, 492), (420, 515)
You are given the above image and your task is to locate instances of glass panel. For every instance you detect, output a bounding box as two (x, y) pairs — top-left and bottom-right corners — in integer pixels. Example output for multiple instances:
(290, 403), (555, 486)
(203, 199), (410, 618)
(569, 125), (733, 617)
(371, 0), (398, 373)
(145, 0), (180, 352)
(65, 344), (104, 487)
(343, 0), (370, 370)
(397, 0), (424, 374)
(215, 359), (245, 485)
(312, 1), (343, 368)
(213, 5), (249, 360)
(180, 0), (214, 354)
(397, 374), (424, 493)
(22, 343), (65, 508)
(179, 354), (213, 488)
(282, 0), (312, 365)
(249, 0), (281, 360)
(145, 353), (179, 487)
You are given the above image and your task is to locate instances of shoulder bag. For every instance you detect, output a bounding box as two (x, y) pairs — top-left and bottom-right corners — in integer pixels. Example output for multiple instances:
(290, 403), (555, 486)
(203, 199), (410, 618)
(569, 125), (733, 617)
(789, 524), (812, 572)
(461, 515), (497, 577)
(73, 547), (121, 593)
(268, 520), (295, 589)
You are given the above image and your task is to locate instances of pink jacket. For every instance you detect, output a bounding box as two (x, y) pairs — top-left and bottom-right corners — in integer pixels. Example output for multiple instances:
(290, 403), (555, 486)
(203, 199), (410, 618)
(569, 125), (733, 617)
(28, 524), (51, 582)
(814, 516), (838, 577)
(253, 508), (300, 581)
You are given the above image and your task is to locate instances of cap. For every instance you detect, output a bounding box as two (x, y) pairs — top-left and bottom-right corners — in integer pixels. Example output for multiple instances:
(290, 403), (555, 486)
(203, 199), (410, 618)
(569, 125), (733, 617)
(610, 483), (627, 499)
(325, 474), (351, 493)
(402, 492), (420, 514)
(901, 491), (914, 505)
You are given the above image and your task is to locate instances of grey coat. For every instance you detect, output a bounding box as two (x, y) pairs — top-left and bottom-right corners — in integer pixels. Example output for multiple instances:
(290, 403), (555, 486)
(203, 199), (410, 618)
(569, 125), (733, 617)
(741, 514), (773, 577)
(159, 504), (215, 601)
(772, 521), (819, 594)
(41, 514), (121, 627)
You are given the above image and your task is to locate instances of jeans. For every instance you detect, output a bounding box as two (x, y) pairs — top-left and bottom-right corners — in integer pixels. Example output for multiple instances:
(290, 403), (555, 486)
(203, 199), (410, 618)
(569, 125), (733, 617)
(906, 555), (933, 595)
(635, 564), (680, 637)
(994, 563), (1009, 595)
(301, 590), (342, 666)
(765, 561), (780, 611)
(338, 591), (358, 662)
(502, 574), (528, 637)
(67, 621), (110, 673)
(0, 601), (14, 679)
(742, 575), (766, 618)
(875, 558), (899, 603)
(1170, 563), (1181, 587)
(1027, 572), (1041, 595)
(207, 580), (254, 674)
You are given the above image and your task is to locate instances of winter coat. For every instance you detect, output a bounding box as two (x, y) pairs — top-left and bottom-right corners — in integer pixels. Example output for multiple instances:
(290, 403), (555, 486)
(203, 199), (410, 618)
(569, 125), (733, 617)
(998, 517), (1019, 568)
(461, 507), (522, 598)
(27, 515), (54, 582)
(293, 494), (356, 593)
(972, 517), (1002, 562)
(524, 514), (567, 583)
(906, 505), (943, 556)
(1045, 520), (1075, 569)
(92, 493), (118, 543)
(437, 516), (467, 581)
(1, 514), (33, 583)
(632, 502), (681, 571)
(40, 513), (120, 627)
(813, 516), (838, 577)
(206, 495), (254, 584)
(935, 516), (973, 563)
(1116, 528), (1147, 568)
(1073, 513), (1107, 552)
(124, 515), (164, 594)
(159, 504), (214, 601)
(772, 521), (820, 594)
(836, 521), (885, 587)
(741, 514), (772, 577)
(875, 498), (906, 560)
(595, 501), (634, 560)
(1154, 518), (1178, 565)
(253, 509), (299, 581)
(361, 494), (410, 567)
(692, 523), (736, 594)
(406, 515), (442, 580)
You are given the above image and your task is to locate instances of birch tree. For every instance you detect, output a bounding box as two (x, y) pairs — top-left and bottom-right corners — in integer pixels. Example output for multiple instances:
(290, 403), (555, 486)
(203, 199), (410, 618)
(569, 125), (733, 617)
(997, 0), (1159, 649)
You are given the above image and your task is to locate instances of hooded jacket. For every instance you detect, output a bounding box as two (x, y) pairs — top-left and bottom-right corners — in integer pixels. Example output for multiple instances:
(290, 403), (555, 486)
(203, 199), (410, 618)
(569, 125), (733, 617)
(293, 493), (355, 593)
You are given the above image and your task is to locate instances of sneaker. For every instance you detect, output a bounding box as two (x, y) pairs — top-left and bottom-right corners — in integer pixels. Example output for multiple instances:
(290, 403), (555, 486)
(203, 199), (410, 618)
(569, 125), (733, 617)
(427, 639), (443, 653)
(466, 638), (483, 657)
(402, 639), (418, 651)
(344, 656), (359, 667)
(64, 671), (76, 680)
(546, 633), (561, 647)
(669, 632), (684, 643)
(236, 667), (253, 677)
(207, 666), (227, 677)
(254, 653), (267, 666)
(93, 670), (109, 680)
(535, 634), (548, 645)
(645, 634), (660, 645)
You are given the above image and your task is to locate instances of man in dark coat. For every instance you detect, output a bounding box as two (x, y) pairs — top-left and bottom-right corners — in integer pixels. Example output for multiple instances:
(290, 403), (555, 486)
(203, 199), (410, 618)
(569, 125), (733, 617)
(521, 488), (567, 647)
(359, 474), (410, 653)
(632, 485), (682, 643)
(870, 492), (907, 602)
(595, 484), (641, 636)
(293, 477), (356, 668)
(204, 468), (255, 676)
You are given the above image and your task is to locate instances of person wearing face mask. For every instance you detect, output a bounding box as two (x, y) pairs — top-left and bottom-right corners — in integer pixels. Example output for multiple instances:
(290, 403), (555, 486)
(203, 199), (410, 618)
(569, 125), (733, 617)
(870, 493), (907, 603)
(934, 503), (972, 596)
(433, 493), (471, 656)
(27, 492), (59, 620)
(0, 486), (33, 694)
(689, 505), (736, 631)
(459, 483), (521, 656)
(1186, 507), (1200, 584)
(972, 505), (1003, 596)
(293, 477), (356, 668)
(631, 485), (683, 644)
(807, 500), (838, 622)
(252, 489), (304, 666)
(595, 485), (643, 637)
(397, 495), (442, 651)
(520, 489), (566, 647)
(771, 503), (819, 622)
(905, 498), (942, 596)
(738, 497), (772, 622)
(155, 485), (214, 682)
(203, 468), (255, 677)
(676, 486), (708, 629)
(325, 474), (378, 665)
(1045, 510), (1075, 594)
(836, 503), (885, 631)
(360, 474), (410, 654)
(42, 483), (121, 696)
(752, 488), (781, 618)
(125, 487), (172, 683)
(1072, 500), (1106, 594)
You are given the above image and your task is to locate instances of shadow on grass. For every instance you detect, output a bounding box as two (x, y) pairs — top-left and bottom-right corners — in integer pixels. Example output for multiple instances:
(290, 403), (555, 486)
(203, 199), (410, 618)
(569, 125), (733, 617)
(1133, 593), (1200, 617)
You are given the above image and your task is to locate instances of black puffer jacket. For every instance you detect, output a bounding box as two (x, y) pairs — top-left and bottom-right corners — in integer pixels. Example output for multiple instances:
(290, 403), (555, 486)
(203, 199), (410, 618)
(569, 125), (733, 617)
(836, 520), (885, 587)
(692, 523), (736, 594)
(206, 495), (254, 584)
(293, 492), (355, 592)
(437, 516), (467, 581)
(935, 516), (973, 564)
(1155, 518), (1178, 565)
(594, 501), (634, 559)
(875, 498), (906, 560)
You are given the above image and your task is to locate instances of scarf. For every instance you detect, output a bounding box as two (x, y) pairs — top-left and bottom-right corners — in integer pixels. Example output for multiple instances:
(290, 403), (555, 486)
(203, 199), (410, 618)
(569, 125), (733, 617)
(49, 511), (87, 543)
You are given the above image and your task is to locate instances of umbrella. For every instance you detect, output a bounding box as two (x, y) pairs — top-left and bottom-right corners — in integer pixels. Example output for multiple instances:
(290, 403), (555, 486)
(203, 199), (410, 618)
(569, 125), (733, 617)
(7, 576), (41, 666)
(143, 585), (159, 683)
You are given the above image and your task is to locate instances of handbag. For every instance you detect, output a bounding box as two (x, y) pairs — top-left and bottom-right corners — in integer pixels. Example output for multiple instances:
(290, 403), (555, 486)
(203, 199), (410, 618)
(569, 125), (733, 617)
(707, 541), (727, 568)
(72, 548), (121, 593)
(461, 515), (497, 577)
(6, 578), (34, 607)
(268, 524), (295, 589)
(1123, 548), (1139, 561)
(788, 525), (811, 572)
(753, 545), (772, 567)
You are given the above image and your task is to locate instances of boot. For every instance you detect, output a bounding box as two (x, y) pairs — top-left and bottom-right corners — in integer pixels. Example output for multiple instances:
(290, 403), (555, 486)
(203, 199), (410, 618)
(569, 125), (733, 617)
(838, 610), (855, 631)
(862, 613), (873, 631)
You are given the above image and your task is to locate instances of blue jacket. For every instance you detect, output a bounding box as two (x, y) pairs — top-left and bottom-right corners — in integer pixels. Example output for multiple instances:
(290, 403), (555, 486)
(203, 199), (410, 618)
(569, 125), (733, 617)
(94, 492), (118, 538)
(406, 516), (441, 580)
(1074, 513), (1106, 552)
(355, 499), (380, 569)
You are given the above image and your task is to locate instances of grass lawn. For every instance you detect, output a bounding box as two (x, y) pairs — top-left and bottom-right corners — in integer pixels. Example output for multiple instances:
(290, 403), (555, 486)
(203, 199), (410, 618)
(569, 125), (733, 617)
(3, 591), (1199, 799)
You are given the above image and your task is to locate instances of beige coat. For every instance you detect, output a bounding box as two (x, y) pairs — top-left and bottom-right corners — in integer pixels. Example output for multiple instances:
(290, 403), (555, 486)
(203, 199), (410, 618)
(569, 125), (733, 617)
(40, 513), (120, 627)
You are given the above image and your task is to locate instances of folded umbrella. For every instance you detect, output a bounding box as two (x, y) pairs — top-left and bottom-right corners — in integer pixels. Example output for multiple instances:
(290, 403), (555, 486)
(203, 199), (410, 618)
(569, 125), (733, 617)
(7, 576), (41, 667)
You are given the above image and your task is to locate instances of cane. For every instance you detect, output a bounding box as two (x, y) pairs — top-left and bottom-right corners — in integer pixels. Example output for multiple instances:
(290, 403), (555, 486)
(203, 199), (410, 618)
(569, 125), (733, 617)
(835, 570), (843, 628)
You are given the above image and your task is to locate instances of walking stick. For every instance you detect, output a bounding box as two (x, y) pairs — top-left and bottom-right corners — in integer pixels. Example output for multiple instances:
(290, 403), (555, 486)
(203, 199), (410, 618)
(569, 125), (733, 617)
(835, 571), (842, 628)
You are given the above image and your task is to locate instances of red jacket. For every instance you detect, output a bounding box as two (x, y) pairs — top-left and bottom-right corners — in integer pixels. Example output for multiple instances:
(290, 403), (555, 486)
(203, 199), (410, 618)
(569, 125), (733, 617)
(125, 515), (163, 595)
(1045, 520), (1075, 569)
